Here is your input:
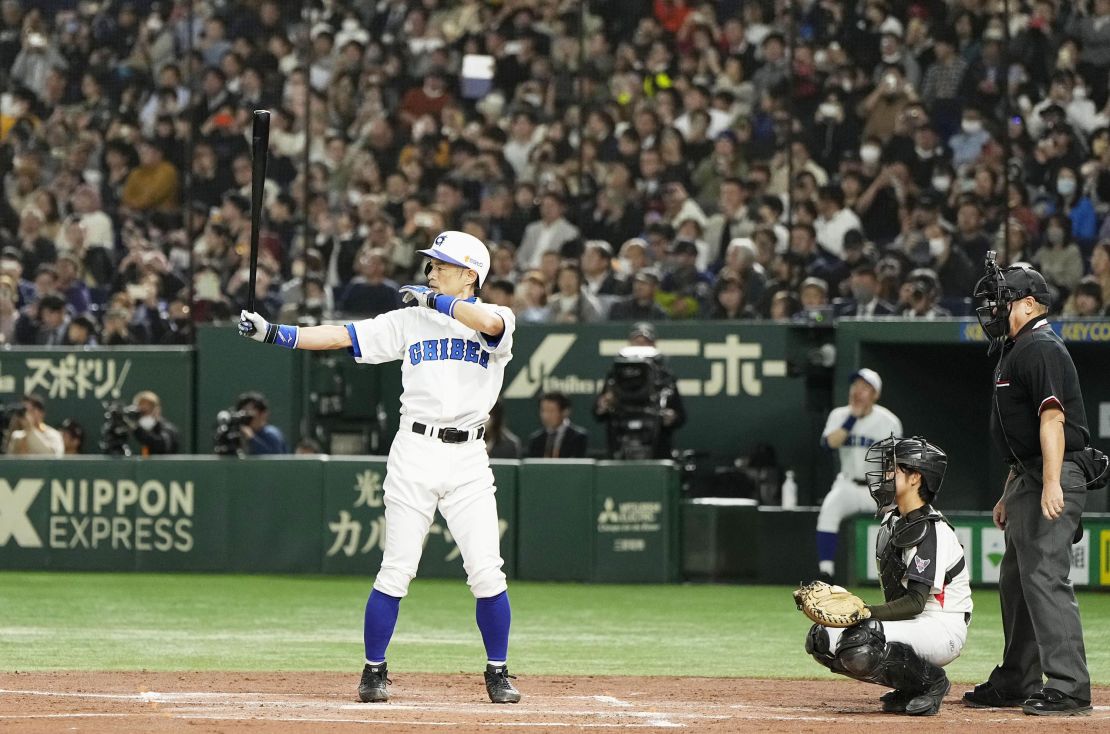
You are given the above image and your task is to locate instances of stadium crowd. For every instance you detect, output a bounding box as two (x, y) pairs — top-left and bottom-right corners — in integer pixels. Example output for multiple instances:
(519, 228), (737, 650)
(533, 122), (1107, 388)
(3, 0), (1110, 347)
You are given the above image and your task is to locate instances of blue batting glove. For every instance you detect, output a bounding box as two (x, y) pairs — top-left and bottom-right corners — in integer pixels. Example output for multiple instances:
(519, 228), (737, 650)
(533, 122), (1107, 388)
(399, 284), (437, 309)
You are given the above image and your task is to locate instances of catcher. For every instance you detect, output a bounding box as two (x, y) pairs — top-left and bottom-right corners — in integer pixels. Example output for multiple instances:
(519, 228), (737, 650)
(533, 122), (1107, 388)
(794, 436), (972, 716)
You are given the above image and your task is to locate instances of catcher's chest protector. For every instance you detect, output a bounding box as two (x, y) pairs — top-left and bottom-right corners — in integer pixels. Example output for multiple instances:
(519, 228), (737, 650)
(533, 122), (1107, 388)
(875, 509), (946, 603)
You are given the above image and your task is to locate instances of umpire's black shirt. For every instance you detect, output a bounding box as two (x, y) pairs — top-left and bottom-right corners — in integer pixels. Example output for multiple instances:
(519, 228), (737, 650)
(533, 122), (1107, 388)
(991, 317), (1089, 462)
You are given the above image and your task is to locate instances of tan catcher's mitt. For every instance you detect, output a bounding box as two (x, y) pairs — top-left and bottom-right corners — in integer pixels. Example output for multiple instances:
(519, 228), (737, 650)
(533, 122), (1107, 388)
(792, 580), (871, 628)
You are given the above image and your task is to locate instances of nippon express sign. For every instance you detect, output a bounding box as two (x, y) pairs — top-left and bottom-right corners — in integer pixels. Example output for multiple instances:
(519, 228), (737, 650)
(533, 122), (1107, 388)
(0, 477), (195, 553)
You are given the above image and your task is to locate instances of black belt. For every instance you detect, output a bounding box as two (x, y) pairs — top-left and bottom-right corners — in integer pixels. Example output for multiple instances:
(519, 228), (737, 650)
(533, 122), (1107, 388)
(411, 421), (485, 444)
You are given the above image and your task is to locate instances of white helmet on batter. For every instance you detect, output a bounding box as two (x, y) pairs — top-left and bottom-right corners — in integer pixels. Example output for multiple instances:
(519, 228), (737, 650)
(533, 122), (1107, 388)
(418, 231), (490, 287)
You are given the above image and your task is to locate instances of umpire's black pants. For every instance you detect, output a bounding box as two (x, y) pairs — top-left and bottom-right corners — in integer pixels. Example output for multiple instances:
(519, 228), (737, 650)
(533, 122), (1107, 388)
(987, 460), (1090, 701)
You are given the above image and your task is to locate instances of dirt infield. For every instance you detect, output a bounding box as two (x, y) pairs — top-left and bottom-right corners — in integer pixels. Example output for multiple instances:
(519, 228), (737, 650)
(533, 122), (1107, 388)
(0, 672), (1106, 732)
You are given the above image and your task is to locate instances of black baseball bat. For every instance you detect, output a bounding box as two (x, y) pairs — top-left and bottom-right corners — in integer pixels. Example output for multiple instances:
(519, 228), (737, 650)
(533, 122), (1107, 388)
(247, 109), (271, 314)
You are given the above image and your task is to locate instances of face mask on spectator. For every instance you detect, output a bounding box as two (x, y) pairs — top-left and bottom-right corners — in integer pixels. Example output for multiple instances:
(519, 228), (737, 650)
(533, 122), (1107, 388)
(961, 118), (982, 134)
(817, 102), (840, 120)
(928, 237), (946, 258)
(1057, 177), (1077, 196)
(860, 145), (880, 165)
(931, 175), (951, 192)
(1047, 227), (1066, 245)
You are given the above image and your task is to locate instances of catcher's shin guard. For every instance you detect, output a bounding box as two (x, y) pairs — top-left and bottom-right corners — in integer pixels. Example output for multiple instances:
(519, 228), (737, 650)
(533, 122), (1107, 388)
(805, 624), (846, 674)
(833, 622), (949, 715)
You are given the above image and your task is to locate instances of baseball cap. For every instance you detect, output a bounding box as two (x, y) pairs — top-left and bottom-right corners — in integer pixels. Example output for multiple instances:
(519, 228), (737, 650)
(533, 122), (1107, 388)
(418, 231), (491, 287)
(629, 322), (656, 343)
(1002, 264), (1052, 305)
(850, 368), (883, 397)
(584, 240), (613, 258)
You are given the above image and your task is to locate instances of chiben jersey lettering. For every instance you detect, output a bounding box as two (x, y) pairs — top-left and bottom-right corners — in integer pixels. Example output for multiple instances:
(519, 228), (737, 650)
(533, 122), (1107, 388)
(346, 302), (515, 430)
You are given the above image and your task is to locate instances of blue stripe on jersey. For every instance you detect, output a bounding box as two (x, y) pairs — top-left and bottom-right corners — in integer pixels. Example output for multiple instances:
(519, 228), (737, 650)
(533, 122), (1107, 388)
(481, 312), (506, 348)
(346, 323), (362, 358)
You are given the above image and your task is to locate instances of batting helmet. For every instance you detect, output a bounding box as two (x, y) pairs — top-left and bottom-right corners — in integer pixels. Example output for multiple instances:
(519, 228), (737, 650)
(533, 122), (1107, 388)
(418, 231), (490, 287)
(865, 435), (948, 513)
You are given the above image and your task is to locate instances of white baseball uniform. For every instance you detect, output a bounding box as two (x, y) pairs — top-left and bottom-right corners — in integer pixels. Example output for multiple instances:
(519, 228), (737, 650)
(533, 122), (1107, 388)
(824, 509), (972, 666)
(346, 300), (515, 599)
(817, 405), (903, 532)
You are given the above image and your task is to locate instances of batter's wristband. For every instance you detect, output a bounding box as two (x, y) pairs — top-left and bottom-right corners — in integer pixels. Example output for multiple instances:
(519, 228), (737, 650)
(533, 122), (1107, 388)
(433, 294), (460, 318)
(842, 415), (858, 432)
(273, 324), (299, 349)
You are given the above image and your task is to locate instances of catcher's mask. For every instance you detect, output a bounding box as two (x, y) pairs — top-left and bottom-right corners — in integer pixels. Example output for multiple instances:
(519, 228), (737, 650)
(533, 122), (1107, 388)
(973, 251), (1051, 349)
(865, 435), (948, 515)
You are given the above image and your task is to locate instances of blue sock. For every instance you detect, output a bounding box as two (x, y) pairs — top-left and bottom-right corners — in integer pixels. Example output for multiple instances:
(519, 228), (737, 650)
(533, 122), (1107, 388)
(364, 589), (401, 662)
(475, 591), (511, 662)
(816, 531), (838, 564)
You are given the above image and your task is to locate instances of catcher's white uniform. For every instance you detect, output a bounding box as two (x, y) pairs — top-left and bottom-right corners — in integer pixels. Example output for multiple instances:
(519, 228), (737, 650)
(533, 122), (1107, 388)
(824, 509), (972, 666)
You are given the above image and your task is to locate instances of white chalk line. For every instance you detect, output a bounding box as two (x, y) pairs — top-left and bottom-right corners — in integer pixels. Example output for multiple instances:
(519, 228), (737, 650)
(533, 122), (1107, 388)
(0, 687), (716, 729)
(3, 687), (1107, 727)
(0, 688), (722, 718)
(0, 713), (679, 728)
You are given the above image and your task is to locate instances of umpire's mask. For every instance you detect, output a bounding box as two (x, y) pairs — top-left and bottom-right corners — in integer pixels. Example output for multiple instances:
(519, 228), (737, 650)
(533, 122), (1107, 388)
(973, 252), (1051, 346)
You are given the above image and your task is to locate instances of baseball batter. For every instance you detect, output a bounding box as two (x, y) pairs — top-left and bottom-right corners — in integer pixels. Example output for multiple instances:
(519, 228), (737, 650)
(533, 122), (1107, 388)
(816, 368), (902, 579)
(805, 436), (972, 716)
(239, 231), (521, 705)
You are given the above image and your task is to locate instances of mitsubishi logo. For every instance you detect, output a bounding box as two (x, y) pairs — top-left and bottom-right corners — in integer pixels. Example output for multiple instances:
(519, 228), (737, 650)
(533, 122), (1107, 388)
(0, 479), (44, 548)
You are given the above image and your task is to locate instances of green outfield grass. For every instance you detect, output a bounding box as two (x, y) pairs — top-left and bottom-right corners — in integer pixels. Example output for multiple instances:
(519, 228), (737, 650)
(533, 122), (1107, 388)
(1, 572), (1107, 683)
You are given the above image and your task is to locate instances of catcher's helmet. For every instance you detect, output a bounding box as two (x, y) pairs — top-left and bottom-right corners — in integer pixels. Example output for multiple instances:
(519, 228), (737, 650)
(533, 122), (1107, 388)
(865, 435), (948, 514)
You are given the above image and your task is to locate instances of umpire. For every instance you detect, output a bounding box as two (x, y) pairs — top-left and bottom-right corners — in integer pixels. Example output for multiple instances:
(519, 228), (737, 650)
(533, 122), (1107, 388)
(964, 259), (1092, 716)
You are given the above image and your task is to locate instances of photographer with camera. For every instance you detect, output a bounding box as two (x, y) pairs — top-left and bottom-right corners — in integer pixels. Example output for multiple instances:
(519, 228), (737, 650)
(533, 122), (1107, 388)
(592, 323), (686, 460)
(898, 268), (952, 319)
(131, 391), (180, 455)
(3, 393), (64, 456)
(235, 391), (289, 455)
(99, 391), (180, 456)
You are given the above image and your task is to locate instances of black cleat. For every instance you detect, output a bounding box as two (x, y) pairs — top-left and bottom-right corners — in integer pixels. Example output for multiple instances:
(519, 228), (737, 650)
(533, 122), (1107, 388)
(880, 689), (914, 713)
(904, 674), (950, 716)
(484, 664), (521, 704)
(962, 681), (1026, 708)
(1021, 688), (1092, 717)
(358, 662), (390, 703)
